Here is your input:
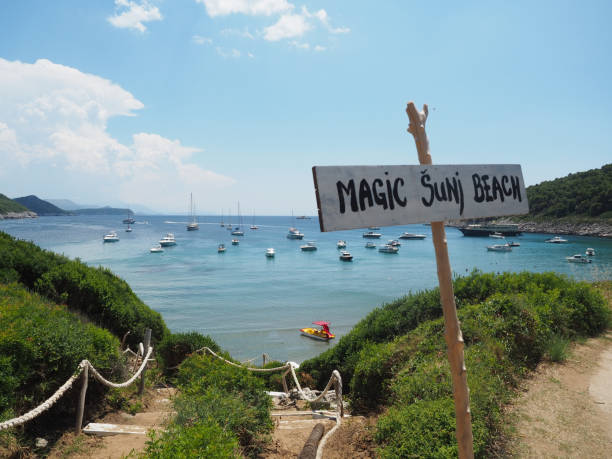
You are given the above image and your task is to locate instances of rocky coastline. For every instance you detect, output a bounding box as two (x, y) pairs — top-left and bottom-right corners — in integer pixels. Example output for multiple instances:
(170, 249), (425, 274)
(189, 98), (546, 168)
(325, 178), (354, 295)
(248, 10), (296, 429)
(516, 220), (612, 238)
(0, 211), (38, 220)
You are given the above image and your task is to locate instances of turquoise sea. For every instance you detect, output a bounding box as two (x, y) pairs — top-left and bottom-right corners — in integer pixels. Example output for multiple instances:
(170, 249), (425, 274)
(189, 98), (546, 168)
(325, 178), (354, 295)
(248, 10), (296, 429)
(1, 215), (611, 363)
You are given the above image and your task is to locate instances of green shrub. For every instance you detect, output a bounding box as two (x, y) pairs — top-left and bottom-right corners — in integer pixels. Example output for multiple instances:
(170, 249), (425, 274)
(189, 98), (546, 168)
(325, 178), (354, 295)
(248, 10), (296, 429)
(0, 282), (122, 423)
(0, 231), (168, 345)
(161, 353), (273, 457)
(157, 332), (220, 373)
(375, 398), (488, 458)
(141, 422), (239, 458)
(349, 341), (397, 411)
(546, 335), (571, 362)
(302, 271), (610, 457)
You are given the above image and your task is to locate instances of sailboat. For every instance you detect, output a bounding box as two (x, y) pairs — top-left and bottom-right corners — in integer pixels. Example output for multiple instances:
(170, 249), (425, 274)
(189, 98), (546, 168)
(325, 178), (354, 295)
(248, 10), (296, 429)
(231, 202), (244, 236)
(187, 193), (199, 231)
(286, 210), (304, 239)
(220, 209), (224, 227)
(123, 209), (135, 224)
(250, 211), (258, 230)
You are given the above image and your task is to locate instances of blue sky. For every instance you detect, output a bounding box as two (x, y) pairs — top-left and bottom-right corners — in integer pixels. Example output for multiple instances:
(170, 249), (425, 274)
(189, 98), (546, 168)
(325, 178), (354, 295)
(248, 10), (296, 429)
(1, 0), (610, 215)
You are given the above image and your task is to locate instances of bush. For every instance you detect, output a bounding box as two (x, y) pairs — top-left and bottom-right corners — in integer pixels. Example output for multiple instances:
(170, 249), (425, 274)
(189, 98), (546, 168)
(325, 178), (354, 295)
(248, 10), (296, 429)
(157, 332), (220, 374)
(0, 231), (168, 346)
(148, 353), (273, 458)
(141, 422), (239, 458)
(0, 283), (122, 425)
(302, 271), (610, 457)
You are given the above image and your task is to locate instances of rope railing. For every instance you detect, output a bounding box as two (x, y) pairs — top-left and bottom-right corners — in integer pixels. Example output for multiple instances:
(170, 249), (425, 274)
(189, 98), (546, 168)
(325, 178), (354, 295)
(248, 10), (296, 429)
(0, 330), (154, 434)
(196, 347), (344, 459)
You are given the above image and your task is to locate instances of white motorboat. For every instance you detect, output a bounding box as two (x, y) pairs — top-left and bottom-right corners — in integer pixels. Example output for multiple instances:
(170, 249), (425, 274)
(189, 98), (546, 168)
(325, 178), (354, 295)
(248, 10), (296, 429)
(159, 233), (177, 247)
(250, 212), (258, 229)
(365, 242), (376, 249)
(125, 224), (133, 233)
(231, 229), (244, 236)
(231, 239), (239, 246)
(507, 241), (520, 247)
(378, 244), (399, 253)
(300, 241), (317, 251)
(287, 227), (305, 239)
(337, 240), (347, 249)
(489, 232), (505, 239)
(150, 244), (163, 253)
(566, 254), (591, 263)
(103, 231), (119, 242)
(545, 236), (568, 243)
(265, 248), (275, 258)
(363, 231), (382, 239)
(487, 244), (512, 252)
(339, 250), (353, 261)
(398, 233), (426, 240)
(586, 248), (595, 256)
(218, 244), (226, 253)
(388, 239), (401, 247)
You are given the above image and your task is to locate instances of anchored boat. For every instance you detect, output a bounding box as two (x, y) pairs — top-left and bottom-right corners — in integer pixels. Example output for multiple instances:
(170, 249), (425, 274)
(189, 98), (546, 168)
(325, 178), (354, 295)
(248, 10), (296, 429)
(300, 321), (335, 341)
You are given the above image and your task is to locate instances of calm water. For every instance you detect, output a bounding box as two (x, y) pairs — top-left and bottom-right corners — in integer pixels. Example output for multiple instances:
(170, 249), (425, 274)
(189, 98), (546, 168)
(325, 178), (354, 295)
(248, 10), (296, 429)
(1, 215), (611, 363)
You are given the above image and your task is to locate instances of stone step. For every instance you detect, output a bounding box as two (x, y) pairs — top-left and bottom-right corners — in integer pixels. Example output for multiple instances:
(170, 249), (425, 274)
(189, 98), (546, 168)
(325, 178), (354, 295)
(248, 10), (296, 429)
(83, 423), (148, 436)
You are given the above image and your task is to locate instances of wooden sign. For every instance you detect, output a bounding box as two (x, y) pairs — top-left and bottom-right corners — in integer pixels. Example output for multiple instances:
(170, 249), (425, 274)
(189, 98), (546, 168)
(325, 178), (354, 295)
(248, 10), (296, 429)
(313, 164), (528, 232)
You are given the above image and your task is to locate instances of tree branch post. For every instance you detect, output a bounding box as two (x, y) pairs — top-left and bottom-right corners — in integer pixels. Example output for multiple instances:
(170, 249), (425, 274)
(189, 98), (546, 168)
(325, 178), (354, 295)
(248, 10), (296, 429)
(406, 101), (474, 459)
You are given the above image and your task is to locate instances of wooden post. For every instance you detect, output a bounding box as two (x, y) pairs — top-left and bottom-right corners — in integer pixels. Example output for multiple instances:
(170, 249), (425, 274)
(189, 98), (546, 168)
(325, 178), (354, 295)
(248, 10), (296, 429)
(139, 328), (152, 395)
(406, 102), (474, 459)
(297, 423), (325, 459)
(262, 353), (267, 367)
(76, 364), (88, 434)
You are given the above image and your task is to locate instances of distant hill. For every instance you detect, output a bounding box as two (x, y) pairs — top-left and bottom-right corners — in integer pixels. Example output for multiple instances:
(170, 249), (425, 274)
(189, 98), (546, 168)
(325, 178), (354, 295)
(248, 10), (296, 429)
(73, 206), (131, 216)
(0, 193), (29, 214)
(13, 195), (71, 216)
(45, 198), (86, 211)
(526, 164), (612, 218)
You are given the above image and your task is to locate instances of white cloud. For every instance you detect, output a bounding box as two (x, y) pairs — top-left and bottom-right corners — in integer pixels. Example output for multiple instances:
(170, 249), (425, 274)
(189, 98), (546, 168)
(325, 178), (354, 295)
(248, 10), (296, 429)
(263, 12), (311, 41)
(193, 35), (213, 45)
(314, 45), (326, 52)
(262, 6), (349, 43)
(108, 0), (162, 33)
(289, 41), (310, 50)
(198, 0), (293, 17)
(216, 47), (242, 58)
(0, 58), (233, 211)
(220, 28), (256, 40)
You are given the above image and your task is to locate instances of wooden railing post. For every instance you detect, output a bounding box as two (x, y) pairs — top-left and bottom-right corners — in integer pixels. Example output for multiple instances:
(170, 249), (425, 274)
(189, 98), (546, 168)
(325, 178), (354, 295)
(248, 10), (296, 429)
(76, 364), (88, 434)
(139, 328), (152, 395)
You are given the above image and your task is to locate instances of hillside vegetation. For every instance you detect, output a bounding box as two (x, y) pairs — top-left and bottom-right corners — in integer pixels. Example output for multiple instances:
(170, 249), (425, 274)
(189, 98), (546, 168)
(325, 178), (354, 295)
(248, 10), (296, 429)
(13, 195), (70, 216)
(525, 163), (612, 219)
(0, 231), (168, 345)
(300, 271), (611, 457)
(0, 193), (28, 214)
(0, 283), (122, 452)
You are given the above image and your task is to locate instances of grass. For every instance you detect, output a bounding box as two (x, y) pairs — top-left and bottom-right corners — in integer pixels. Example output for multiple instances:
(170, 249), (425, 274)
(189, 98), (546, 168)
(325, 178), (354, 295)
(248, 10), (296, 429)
(547, 335), (571, 362)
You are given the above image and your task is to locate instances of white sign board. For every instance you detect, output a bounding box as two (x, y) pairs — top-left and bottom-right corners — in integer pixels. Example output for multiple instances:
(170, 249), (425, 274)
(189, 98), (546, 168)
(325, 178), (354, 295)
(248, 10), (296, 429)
(313, 164), (528, 232)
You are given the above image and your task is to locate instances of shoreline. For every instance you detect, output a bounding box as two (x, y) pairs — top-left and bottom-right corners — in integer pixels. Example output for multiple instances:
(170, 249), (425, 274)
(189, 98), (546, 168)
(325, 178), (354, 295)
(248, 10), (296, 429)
(0, 211), (37, 220)
(513, 220), (612, 238)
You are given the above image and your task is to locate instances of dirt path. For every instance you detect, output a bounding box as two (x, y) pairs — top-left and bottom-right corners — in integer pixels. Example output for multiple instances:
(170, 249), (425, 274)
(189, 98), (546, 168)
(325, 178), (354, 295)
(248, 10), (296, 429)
(508, 333), (612, 457)
(48, 387), (175, 459)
